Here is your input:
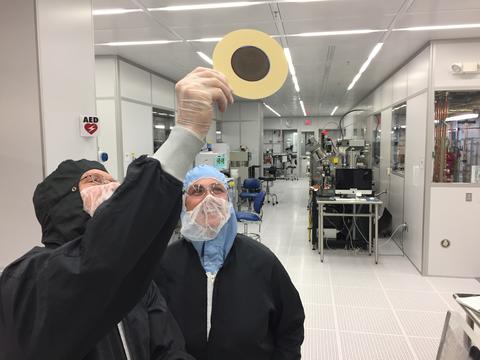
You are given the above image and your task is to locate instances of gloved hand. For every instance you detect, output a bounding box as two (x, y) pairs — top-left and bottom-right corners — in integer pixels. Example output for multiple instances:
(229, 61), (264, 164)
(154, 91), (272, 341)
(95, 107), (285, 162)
(175, 67), (234, 139)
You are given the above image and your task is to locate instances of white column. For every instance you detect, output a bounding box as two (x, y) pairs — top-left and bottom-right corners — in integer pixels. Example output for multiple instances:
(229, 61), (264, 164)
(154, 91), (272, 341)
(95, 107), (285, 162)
(0, 0), (98, 267)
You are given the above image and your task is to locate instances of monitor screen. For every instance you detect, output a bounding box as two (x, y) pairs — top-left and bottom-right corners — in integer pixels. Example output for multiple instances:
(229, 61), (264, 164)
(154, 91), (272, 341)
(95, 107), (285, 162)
(335, 168), (372, 191)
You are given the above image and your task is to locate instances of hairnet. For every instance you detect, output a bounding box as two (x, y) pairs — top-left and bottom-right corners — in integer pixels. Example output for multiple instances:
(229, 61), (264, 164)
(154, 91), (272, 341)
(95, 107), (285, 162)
(183, 165), (228, 191)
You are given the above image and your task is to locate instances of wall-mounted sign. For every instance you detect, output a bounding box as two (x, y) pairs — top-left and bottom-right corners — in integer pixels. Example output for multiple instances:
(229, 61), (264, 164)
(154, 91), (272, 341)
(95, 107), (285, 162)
(80, 116), (100, 137)
(305, 119), (311, 126)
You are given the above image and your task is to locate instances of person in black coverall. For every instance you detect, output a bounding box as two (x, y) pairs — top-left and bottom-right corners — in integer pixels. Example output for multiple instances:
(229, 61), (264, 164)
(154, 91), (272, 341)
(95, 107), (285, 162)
(155, 165), (305, 360)
(0, 67), (234, 360)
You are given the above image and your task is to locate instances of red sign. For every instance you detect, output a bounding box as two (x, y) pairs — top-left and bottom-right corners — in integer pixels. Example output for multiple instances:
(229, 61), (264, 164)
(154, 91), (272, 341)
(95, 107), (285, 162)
(305, 119), (311, 126)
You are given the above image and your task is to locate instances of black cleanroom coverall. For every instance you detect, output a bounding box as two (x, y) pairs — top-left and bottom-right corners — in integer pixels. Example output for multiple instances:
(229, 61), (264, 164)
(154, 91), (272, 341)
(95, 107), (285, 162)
(0, 156), (194, 360)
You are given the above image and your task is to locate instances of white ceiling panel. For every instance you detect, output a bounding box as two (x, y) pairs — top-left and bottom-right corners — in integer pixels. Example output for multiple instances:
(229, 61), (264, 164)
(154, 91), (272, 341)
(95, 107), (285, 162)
(94, 12), (153, 30)
(92, 0), (480, 117)
(407, 0), (480, 13)
(169, 22), (278, 40)
(93, 0), (134, 8)
(149, 5), (274, 28)
(397, 9), (480, 28)
(278, 0), (401, 21)
(94, 27), (178, 43)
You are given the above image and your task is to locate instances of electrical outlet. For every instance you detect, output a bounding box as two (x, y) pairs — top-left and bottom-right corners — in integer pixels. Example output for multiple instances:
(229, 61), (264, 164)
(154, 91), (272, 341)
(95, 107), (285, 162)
(466, 193), (473, 202)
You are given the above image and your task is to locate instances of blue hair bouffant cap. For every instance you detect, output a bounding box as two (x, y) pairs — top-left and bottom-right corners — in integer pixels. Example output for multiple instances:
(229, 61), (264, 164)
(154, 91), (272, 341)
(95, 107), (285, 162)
(183, 165), (228, 191)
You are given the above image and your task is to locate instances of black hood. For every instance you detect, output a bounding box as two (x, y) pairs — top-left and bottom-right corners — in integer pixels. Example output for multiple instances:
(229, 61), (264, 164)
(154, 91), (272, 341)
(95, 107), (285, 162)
(33, 159), (107, 248)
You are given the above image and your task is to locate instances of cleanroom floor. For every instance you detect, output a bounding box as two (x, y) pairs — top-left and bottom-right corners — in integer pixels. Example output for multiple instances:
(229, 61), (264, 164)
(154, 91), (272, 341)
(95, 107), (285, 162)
(257, 178), (480, 360)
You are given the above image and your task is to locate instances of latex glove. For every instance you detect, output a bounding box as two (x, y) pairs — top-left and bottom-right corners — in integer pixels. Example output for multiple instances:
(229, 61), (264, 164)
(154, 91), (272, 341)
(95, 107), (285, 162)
(175, 67), (234, 139)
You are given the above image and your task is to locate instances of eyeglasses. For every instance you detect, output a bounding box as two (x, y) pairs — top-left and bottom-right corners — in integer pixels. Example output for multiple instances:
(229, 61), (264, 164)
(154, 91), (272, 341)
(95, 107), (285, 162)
(80, 173), (115, 185)
(186, 183), (227, 198)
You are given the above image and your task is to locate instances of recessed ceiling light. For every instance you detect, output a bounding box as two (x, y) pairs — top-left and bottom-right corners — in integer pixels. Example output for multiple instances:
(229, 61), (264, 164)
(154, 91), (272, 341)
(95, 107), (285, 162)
(290, 29), (386, 37)
(149, 2), (265, 11)
(96, 40), (180, 46)
(263, 103), (282, 117)
(187, 37), (223, 43)
(196, 51), (213, 65)
(300, 100), (307, 116)
(395, 24), (480, 32)
(92, 8), (143, 16)
(347, 42), (383, 91)
(445, 113), (479, 122)
(330, 106), (338, 116)
(155, 124), (166, 129)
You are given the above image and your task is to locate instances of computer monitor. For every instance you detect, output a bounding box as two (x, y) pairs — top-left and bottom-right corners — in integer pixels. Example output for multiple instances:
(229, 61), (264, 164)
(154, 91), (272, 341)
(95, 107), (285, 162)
(335, 168), (373, 195)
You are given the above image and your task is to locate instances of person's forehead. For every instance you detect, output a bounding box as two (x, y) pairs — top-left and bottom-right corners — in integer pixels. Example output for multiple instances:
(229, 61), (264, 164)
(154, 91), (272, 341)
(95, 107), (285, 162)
(81, 169), (111, 179)
(190, 177), (223, 186)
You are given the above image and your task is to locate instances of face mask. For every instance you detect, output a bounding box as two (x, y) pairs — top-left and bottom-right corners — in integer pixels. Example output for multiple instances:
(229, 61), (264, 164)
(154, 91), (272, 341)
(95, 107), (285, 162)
(80, 181), (120, 217)
(181, 194), (231, 241)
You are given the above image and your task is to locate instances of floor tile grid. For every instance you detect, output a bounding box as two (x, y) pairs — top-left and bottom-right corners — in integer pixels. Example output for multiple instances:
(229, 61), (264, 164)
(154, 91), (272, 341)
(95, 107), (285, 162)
(372, 267), (420, 359)
(327, 261), (345, 360)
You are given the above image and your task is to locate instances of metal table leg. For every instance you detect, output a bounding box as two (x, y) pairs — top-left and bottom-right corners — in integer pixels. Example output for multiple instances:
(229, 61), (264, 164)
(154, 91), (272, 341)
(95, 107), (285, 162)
(375, 204), (379, 264)
(319, 204), (324, 262)
(368, 204), (372, 255)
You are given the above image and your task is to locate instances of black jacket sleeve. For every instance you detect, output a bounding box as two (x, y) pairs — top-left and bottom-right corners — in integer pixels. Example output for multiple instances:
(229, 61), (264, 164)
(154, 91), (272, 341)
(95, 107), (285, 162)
(0, 157), (183, 360)
(271, 258), (305, 360)
(147, 284), (195, 360)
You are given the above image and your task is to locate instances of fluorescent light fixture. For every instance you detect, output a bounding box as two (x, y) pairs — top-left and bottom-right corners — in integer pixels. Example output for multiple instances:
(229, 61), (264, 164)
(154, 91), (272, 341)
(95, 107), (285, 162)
(292, 75), (300, 92)
(400, 125), (406, 129)
(392, 104), (407, 112)
(283, 48), (296, 76)
(263, 102), (281, 117)
(196, 51), (213, 65)
(97, 40), (179, 46)
(347, 42), (383, 91)
(188, 37), (223, 43)
(284, 48), (300, 92)
(290, 29), (386, 37)
(149, 2), (264, 11)
(93, 8), (142, 15)
(445, 113), (479, 122)
(155, 124), (166, 129)
(300, 100), (307, 116)
(216, 130), (222, 134)
(395, 24), (480, 32)
(330, 106), (338, 116)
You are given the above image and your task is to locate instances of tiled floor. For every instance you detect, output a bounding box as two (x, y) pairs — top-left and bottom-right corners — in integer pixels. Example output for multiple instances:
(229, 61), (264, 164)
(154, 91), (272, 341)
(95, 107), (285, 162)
(256, 179), (480, 360)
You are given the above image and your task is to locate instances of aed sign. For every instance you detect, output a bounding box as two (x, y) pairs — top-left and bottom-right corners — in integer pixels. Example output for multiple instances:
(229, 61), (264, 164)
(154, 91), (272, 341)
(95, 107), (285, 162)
(80, 116), (100, 137)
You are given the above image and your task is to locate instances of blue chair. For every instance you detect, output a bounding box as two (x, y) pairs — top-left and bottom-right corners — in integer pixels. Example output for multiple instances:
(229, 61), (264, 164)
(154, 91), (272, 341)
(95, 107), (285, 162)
(238, 178), (262, 209)
(236, 191), (266, 241)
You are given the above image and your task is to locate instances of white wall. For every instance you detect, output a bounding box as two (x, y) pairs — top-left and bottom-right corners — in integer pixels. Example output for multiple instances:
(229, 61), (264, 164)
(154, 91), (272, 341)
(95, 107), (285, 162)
(0, 1), (44, 268)
(152, 75), (174, 110)
(379, 108), (392, 207)
(427, 187), (480, 277)
(354, 43), (431, 273)
(388, 174), (405, 230)
(119, 61), (152, 103)
(219, 102), (263, 167)
(96, 99), (119, 178)
(433, 40), (480, 89)
(423, 39), (480, 277)
(403, 92), (428, 271)
(121, 101), (154, 175)
(36, 0), (98, 173)
(95, 57), (176, 178)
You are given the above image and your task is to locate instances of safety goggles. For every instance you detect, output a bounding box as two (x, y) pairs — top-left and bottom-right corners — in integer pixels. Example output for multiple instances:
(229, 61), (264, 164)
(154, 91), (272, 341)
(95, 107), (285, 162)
(80, 173), (115, 186)
(186, 183), (227, 198)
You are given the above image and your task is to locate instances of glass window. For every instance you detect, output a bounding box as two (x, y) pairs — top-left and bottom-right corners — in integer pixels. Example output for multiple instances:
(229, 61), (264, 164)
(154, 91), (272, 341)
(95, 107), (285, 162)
(434, 91), (480, 183)
(153, 108), (175, 152)
(372, 113), (381, 167)
(391, 103), (407, 175)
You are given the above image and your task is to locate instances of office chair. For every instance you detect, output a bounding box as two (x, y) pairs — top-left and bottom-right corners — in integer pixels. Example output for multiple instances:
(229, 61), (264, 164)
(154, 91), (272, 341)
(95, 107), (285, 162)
(238, 178), (262, 209)
(236, 191), (266, 241)
(259, 166), (278, 205)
